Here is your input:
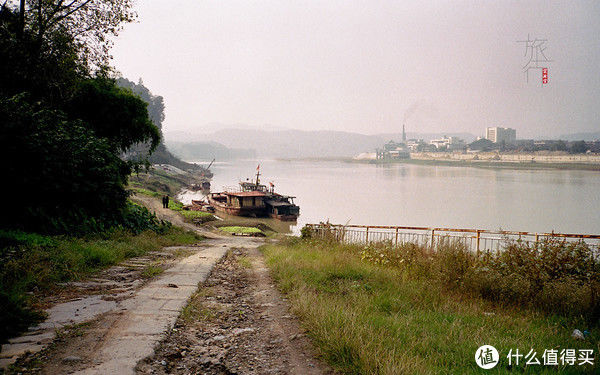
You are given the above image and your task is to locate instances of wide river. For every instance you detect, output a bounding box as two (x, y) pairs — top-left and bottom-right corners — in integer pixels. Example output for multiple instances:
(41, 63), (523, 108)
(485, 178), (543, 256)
(179, 159), (600, 235)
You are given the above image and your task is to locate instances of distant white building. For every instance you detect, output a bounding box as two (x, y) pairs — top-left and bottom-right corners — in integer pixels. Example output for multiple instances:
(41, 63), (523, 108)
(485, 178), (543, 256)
(376, 140), (410, 160)
(406, 139), (424, 151)
(429, 136), (465, 151)
(354, 152), (377, 160)
(486, 127), (516, 144)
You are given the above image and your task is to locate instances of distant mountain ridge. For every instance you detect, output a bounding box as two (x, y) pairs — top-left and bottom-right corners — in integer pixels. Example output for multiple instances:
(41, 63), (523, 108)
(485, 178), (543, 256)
(558, 131), (600, 141)
(164, 128), (478, 159)
(165, 140), (256, 161)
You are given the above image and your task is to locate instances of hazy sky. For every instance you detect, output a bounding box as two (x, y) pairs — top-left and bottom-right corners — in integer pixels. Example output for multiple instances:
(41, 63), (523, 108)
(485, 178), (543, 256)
(112, 1), (600, 139)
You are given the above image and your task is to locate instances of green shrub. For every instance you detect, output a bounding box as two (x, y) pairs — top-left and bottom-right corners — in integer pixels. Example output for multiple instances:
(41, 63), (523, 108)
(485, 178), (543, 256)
(300, 225), (313, 239)
(469, 239), (600, 320)
(0, 230), (56, 248)
(338, 237), (600, 322)
(168, 199), (185, 211)
(122, 201), (171, 234)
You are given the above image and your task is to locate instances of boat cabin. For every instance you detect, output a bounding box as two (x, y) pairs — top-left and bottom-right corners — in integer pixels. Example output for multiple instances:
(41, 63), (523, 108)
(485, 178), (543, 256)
(228, 191), (267, 208)
(265, 196), (299, 220)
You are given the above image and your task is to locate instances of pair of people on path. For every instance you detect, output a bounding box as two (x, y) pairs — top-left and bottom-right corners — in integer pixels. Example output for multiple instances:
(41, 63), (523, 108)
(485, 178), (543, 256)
(162, 195), (170, 208)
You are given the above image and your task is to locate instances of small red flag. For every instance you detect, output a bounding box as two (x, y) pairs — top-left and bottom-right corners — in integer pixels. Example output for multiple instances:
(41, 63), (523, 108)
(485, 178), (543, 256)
(257, 164), (260, 171)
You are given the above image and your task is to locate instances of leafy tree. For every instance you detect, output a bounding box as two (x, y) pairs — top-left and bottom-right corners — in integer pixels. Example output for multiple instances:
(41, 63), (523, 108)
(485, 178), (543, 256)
(67, 77), (161, 153)
(468, 138), (495, 151)
(0, 5), (160, 233)
(116, 77), (208, 172)
(550, 140), (567, 152)
(116, 78), (165, 128)
(7, 0), (136, 68)
(0, 94), (130, 233)
(569, 140), (588, 154)
(0, 6), (84, 105)
(0, 0), (165, 345)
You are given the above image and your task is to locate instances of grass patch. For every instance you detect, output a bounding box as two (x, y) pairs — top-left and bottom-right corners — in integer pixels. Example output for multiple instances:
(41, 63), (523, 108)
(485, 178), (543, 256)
(141, 264), (164, 279)
(128, 167), (197, 196)
(172, 247), (195, 259)
(129, 187), (163, 198)
(263, 239), (600, 374)
(180, 288), (216, 323)
(0, 226), (203, 344)
(168, 199), (216, 223)
(168, 199), (185, 211)
(55, 321), (93, 340)
(357, 238), (600, 321)
(219, 226), (263, 235)
(179, 210), (214, 221)
(237, 255), (252, 269)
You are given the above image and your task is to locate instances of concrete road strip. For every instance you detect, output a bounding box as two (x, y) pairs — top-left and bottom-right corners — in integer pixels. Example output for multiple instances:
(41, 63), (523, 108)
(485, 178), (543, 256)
(1, 237), (262, 374)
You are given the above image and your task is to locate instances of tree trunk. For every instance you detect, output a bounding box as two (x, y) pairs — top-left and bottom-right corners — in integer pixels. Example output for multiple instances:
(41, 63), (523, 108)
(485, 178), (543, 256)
(17, 0), (25, 39)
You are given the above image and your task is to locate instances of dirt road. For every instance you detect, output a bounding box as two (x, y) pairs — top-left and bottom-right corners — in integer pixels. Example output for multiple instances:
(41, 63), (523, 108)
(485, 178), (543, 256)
(137, 245), (330, 375)
(3, 196), (329, 374)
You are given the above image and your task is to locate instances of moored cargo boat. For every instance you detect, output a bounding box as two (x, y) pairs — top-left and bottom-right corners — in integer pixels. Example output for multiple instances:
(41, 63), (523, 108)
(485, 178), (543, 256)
(208, 166), (300, 220)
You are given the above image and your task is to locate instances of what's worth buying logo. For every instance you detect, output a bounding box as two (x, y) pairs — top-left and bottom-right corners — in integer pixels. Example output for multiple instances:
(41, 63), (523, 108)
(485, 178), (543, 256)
(475, 345), (499, 369)
(475, 345), (595, 369)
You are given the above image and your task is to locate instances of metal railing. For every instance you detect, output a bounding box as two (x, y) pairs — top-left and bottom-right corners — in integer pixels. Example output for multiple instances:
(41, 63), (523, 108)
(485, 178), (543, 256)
(305, 223), (600, 253)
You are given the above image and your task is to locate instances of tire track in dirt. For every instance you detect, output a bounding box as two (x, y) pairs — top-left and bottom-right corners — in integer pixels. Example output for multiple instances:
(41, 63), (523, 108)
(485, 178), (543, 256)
(137, 246), (331, 375)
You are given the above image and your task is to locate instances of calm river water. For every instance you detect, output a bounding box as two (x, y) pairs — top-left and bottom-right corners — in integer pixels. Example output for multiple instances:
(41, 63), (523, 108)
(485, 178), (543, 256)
(179, 159), (600, 235)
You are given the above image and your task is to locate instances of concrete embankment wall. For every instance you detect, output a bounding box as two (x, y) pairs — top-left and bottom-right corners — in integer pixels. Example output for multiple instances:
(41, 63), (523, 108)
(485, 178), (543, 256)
(410, 152), (600, 164)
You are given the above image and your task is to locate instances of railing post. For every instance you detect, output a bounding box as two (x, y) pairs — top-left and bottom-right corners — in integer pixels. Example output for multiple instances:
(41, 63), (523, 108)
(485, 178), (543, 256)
(476, 230), (481, 253)
(431, 229), (435, 250)
(365, 227), (369, 244)
(395, 227), (399, 247)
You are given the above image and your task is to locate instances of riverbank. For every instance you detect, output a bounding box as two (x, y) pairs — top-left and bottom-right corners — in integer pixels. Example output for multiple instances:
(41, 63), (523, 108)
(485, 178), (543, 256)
(368, 158), (600, 171)
(129, 163), (209, 197)
(358, 152), (600, 171)
(274, 155), (600, 171)
(263, 238), (600, 374)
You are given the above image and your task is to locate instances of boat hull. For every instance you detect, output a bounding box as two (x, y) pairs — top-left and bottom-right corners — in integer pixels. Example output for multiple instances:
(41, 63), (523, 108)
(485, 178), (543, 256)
(269, 213), (299, 221)
(208, 196), (266, 217)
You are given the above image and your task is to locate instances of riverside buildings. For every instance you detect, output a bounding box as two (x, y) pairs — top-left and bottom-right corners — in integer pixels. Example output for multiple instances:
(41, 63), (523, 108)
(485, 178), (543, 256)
(486, 127), (516, 144)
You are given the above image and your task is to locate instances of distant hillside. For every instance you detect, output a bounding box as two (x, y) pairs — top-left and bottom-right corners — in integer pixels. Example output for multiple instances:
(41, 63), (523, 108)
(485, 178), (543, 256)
(165, 141), (256, 161)
(558, 131), (600, 141)
(206, 129), (385, 158)
(165, 128), (478, 158)
(117, 78), (203, 171)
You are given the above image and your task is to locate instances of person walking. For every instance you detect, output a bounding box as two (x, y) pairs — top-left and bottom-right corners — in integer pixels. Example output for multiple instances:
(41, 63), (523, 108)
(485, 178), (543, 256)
(164, 195), (169, 209)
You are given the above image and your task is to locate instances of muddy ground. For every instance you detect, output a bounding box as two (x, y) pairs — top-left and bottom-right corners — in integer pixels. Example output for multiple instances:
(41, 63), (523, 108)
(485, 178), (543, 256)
(3, 195), (331, 375)
(136, 246), (331, 375)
